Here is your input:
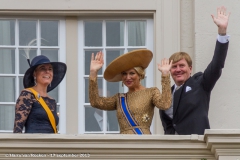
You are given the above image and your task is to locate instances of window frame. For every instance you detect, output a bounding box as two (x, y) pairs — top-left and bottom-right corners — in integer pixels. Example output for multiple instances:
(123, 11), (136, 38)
(78, 18), (154, 134)
(0, 17), (67, 133)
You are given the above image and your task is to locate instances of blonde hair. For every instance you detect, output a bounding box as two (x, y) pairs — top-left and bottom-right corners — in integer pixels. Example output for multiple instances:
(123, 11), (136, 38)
(134, 67), (145, 79)
(169, 52), (192, 67)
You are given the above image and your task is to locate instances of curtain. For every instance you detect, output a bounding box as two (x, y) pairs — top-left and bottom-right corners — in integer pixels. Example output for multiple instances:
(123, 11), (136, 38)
(128, 21), (146, 46)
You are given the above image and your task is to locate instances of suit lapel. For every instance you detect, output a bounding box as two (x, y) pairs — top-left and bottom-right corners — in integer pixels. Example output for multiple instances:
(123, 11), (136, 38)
(173, 85), (184, 116)
(173, 77), (194, 117)
(171, 85), (174, 93)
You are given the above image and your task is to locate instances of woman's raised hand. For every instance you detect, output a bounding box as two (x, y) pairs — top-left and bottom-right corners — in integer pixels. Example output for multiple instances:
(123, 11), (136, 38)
(158, 58), (172, 76)
(90, 51), (104, 78)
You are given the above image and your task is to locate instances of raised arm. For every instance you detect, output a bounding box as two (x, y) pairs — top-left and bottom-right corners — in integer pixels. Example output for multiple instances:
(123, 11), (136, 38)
(89, 51), (117, 110)
(202, 6), (230, 91)
(153, 59), (172, 110)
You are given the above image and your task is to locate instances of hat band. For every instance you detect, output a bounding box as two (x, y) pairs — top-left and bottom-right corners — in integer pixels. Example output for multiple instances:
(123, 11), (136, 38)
(31, 59), (51, 67)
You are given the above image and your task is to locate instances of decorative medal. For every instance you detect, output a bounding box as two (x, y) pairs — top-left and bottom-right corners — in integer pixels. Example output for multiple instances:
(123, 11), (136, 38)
(142, 114), (150, 122)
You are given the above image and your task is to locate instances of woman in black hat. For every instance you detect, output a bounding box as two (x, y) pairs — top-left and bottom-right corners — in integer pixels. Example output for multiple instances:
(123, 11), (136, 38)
(13, 55), (67, 133)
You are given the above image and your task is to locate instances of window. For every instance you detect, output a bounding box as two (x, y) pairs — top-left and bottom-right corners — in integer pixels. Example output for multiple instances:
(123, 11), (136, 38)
(0, 18), (66, 133)
(78, 19), (153, 134)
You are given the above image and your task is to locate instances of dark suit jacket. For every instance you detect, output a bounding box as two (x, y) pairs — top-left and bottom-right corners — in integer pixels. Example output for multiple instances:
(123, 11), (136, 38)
(159, 40), (229, 135)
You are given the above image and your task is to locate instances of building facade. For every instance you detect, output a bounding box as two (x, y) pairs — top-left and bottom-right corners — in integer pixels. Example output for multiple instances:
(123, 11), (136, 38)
(0, 0), (239, 136)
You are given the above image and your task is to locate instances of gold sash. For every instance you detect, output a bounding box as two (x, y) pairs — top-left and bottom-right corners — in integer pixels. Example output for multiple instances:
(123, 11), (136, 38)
(27, 88), (57, 133)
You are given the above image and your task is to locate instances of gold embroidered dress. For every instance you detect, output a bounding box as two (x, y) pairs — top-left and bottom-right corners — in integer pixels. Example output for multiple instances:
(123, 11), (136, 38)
(89, 75), (171, 134)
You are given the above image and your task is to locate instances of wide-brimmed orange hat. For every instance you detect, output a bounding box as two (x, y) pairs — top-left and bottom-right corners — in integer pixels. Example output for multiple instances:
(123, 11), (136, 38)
(104, 49), (153, 82)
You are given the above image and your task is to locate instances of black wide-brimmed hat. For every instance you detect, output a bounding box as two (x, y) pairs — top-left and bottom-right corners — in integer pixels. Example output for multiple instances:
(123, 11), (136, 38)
(23, 55), (67, 92)
(104, 49), (153, 82)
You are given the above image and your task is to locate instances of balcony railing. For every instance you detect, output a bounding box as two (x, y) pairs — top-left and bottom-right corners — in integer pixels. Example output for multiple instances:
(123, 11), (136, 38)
(0, 130), (240, 160)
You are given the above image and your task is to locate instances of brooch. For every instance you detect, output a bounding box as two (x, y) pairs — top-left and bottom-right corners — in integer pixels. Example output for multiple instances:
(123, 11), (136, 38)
(142, 114), (150, 122)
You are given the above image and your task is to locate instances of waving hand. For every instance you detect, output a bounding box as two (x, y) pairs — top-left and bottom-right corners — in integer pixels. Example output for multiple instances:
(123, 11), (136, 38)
(90, 51), (104, 78)
(158, 58), (172, 76)
(211, 6), (230, 35)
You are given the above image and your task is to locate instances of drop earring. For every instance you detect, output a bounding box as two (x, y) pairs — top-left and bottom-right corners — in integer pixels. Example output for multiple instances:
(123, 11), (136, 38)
(34, 77), (37, 86)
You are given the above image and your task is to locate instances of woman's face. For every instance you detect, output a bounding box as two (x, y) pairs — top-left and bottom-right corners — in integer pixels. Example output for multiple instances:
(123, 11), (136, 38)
(121, 68), (141, 89)
(34, 64), (53, 86)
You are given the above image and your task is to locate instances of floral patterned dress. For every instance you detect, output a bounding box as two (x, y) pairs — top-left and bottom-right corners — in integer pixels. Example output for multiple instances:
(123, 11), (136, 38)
(13, 90), (58, 133)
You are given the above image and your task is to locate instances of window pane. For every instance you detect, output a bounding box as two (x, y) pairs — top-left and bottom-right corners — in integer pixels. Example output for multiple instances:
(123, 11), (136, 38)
(106, 21), (124, 46)
(107, 81), (123, 96)
(0, 77), (15, 102)
(128, 21), (146, 46)
(85, 50), (102, 75)
(85, 78), (102, 103)
(141, 77), (146, 87)
(41, 21), (58, 46)
(48, 86), (59, 103)
(0, 49), (15, 74)
(106, 50), (124, 95)
(106, 50), (124, 66)
(19, 49), (37, 74)
(0, 105), (15, 130)
(19, 20), (37, 46)
(85, 106), (103, 132)
(0, 20), (15, 45)
(41, 49), (58, 62)
(19, 77), (24, 93)
(85, 21), (102, 46)
(107, 110), (119, 131)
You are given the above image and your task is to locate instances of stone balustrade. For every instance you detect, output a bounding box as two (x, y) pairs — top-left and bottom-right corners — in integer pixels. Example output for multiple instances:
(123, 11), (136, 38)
(0, 130), (240, 160)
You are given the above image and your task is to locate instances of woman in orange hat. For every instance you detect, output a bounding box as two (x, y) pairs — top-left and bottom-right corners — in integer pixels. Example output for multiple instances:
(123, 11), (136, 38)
(89, 50), (172, 134)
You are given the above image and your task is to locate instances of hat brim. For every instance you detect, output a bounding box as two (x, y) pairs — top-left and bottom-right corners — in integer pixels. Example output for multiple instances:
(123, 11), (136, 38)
(23, 62), (67, 92)
(104, 49), (153, 82)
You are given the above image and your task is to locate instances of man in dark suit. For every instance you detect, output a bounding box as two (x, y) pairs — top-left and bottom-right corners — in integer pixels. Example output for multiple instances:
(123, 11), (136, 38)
(159, 6), (230, 135)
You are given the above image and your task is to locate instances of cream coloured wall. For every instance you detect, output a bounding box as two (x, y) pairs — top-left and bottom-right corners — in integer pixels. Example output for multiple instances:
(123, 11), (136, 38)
(157, 0), (240, 133)
(0, 0), (181, 134)
(66, 17), (79, 134)
(180, 0), (194, 65)
(1, 0), (238, 135)
(192, 0), (240, 131)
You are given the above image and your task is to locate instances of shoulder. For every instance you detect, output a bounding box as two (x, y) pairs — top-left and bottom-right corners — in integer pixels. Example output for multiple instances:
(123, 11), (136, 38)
(19, 89), (35, 97)
(148, 87), (160, 93)
(16, 90), (35, 104)
(135, 87), (157, 91)
(189, 72), (203, 81)
(150, 87), (158, 90)
(192, 72), (203, 77)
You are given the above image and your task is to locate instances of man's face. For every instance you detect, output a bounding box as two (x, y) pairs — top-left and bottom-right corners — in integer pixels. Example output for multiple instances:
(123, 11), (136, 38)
(170, 59), (192, 86)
